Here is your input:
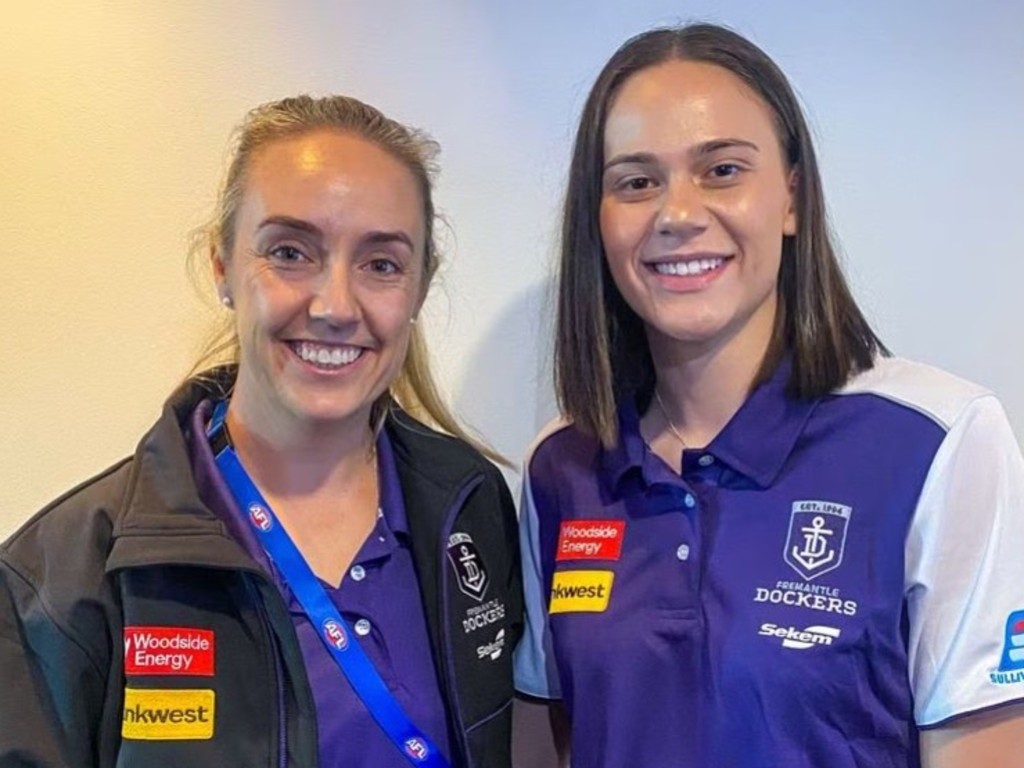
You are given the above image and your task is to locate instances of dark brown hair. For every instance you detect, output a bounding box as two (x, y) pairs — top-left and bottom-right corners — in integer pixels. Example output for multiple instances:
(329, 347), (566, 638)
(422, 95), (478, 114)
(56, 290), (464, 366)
(556, 23), (887, 446)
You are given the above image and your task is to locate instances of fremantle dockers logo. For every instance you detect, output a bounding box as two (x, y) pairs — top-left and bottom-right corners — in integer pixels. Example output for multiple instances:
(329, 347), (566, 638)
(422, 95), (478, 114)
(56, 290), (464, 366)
(447, 532), (489, 601)
(784, 500), (852, 581)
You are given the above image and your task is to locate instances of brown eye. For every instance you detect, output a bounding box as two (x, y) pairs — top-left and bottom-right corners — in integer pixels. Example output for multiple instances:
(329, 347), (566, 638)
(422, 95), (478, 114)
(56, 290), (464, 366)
(367, 257), (401, 275)
(708, 163), (741, 179)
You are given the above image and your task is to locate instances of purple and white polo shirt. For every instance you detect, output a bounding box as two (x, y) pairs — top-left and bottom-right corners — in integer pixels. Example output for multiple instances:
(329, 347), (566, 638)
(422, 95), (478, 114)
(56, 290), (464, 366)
(514, 357), (1024, 768)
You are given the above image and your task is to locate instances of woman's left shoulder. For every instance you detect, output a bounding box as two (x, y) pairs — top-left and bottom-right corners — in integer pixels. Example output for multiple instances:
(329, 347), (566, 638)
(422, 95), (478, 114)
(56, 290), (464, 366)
(838, 355), (999, 431)
(385, 409), (505, 482)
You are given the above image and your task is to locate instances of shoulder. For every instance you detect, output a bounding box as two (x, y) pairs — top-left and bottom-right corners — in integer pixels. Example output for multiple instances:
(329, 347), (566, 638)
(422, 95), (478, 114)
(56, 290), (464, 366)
(385, 408), (507, 491)
(1, 458), (132, 673)
(836, 356), (994, 431)
(2, 457), (133, 587)
(524, 416), (597, 476)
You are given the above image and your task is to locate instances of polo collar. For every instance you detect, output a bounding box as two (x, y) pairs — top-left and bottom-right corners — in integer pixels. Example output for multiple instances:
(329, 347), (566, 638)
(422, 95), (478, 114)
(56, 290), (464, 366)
(375, 427), (409, 538)
(603, 357), (821, 491)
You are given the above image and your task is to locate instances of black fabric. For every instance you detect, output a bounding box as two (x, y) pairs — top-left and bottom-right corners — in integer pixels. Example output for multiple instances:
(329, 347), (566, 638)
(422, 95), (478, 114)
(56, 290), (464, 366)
(0, 373), (521, 768)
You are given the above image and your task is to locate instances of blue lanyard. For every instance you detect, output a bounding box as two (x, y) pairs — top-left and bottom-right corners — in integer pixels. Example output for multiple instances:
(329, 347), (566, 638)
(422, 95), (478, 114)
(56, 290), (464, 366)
(208, 402), (449, 768)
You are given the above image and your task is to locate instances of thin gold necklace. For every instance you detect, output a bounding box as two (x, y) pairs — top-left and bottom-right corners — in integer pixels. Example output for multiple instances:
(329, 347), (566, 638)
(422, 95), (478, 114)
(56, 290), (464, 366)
(654, 388), (688, 449)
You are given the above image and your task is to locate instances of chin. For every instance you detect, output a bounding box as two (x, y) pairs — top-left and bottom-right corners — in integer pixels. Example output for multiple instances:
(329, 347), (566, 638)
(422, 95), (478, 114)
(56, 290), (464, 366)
(275, 386), (375, 429)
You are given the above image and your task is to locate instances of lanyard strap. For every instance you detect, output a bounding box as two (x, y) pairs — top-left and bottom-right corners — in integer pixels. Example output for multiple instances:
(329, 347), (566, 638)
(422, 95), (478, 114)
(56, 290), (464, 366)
(208, 402), (449, 768)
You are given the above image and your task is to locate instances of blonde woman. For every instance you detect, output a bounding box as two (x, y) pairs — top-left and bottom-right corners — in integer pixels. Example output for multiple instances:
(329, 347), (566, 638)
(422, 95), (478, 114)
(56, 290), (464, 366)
(1, 95), (522, 768)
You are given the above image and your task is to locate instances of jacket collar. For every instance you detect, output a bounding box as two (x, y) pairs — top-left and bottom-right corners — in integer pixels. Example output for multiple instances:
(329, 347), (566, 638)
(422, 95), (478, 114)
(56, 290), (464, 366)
(106, 370), (486, 572)
(106, 368), (255, 573)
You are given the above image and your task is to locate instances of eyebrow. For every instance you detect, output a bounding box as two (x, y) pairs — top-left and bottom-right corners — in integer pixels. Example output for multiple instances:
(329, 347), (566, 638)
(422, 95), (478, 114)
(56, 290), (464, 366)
(603, 138), (760, 172)
(256, 217), (414, 251)
(363, 230), (415, 251)
(256, 215), (323, 237)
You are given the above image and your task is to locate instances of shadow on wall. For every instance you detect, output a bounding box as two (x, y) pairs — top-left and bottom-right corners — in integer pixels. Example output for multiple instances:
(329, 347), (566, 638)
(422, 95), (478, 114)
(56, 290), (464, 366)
(453, 275), (559, 477)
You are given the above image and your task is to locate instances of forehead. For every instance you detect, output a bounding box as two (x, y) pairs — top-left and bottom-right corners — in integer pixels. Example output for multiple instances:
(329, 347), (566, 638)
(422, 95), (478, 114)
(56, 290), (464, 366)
(240, 129), (425, 233)
(604, 59), (781, 155)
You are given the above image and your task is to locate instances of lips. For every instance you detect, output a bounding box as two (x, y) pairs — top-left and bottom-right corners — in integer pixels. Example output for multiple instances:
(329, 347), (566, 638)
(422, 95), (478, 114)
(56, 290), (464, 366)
(288, 340), (363, 369)
(649, 256), (726, 276)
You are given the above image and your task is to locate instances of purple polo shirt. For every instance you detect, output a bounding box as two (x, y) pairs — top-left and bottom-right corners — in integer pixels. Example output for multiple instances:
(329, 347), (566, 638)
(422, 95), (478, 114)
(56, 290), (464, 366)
(515, 357), (1024, 767)
(188, 402), (451, 768)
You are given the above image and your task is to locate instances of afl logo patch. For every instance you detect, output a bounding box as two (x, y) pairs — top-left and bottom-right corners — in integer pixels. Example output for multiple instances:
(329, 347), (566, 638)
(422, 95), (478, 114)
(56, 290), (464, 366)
(447, 532), (489, 602)
(322, 619), (348, 651)
(248, 504), (273, 532)
(404, 737), (430, 761)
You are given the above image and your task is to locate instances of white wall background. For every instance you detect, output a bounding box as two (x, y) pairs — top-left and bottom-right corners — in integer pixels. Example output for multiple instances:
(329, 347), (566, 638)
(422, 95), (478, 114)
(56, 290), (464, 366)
(2, 0), (1023, 538)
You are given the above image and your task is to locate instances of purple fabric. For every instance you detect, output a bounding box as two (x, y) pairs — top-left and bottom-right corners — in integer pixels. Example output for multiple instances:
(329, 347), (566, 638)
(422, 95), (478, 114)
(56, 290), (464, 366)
(188, 402), (451, 768)
(527, 361), (945, 768)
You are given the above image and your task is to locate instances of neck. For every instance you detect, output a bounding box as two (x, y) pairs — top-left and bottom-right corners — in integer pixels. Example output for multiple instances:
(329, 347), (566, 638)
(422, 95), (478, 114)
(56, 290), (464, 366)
(646, 301), (776, 447)
(224, 382), (377, 500)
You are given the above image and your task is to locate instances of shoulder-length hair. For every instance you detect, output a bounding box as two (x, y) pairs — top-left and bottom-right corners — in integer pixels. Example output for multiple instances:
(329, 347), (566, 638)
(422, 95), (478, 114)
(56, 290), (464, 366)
(556, 23), (887, 446)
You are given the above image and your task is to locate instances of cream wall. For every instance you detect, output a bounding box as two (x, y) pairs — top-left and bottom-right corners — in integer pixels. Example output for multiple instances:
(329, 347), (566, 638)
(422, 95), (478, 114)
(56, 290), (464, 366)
(2, 0), (1023, 538)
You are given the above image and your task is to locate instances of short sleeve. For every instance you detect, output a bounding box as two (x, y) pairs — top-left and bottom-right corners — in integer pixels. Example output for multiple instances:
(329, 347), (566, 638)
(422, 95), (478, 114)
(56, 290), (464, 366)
(906, 394), (1024, 726)
(513, 465), (562, 700)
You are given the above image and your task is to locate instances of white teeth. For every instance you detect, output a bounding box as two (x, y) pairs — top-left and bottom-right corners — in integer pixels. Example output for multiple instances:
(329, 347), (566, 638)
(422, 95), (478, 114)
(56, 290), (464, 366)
(295, 342), (361, 368)
(653, 257), (724, 276)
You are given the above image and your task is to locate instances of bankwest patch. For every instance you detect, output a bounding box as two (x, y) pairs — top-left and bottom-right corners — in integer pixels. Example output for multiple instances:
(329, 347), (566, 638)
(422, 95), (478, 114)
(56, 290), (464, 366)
(124, 626), (214, 676)
(549, 570), (614, 614)
(122, 688), (215, 741)
(556, 520), (625, 562)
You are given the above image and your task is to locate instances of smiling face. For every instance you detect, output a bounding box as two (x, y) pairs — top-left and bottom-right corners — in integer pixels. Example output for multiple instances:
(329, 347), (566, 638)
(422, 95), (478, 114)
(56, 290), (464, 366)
(600, 59), (796, 362)
(214, 129), (426, 435)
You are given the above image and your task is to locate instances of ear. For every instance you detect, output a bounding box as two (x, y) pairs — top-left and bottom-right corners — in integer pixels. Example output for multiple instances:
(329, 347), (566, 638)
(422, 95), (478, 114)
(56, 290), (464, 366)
(210, 245), (231, 304)
(783, 166), (799, 236)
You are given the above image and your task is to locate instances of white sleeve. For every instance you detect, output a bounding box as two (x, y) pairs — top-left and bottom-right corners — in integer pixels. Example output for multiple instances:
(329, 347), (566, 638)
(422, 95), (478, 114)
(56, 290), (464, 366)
(513, 466), (562, 700)
(906, 394), (1024, 726)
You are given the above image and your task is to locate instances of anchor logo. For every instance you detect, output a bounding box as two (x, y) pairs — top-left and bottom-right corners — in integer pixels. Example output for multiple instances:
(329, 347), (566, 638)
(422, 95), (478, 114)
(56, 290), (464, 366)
(783, 501), (851, 581)
(447, 532), (489, 601)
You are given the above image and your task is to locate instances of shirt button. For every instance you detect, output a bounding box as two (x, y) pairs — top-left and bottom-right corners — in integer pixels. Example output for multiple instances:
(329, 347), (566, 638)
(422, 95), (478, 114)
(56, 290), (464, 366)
(684, 493), (696, 508)
(676, 544), (691, 561)
(698, 454), (714, 467)
(354, 619), (372, 636)
(350, 565), (366, 582)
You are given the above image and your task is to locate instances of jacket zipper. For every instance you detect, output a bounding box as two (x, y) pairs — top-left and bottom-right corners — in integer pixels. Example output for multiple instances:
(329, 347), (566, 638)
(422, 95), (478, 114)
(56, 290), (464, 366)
(246, 574), (288, 768)
(438, 472), (485, 768)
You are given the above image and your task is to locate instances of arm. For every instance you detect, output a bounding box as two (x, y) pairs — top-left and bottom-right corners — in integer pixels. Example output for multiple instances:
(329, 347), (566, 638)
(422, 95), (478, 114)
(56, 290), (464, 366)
(512, 460), (570, 767)
(0, 558), (104, 767)
(921, 705), (1024, 768)
(906, 395), (1024, 747)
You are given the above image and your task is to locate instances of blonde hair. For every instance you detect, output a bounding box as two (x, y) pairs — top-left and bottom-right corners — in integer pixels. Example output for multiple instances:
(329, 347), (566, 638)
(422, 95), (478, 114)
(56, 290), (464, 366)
(188, 94), (505, 464)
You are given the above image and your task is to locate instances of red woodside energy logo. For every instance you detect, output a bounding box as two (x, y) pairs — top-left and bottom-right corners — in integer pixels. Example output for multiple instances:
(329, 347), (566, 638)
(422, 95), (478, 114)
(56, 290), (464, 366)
(123, 627), (215, 677)
(556, 520), (626, 561)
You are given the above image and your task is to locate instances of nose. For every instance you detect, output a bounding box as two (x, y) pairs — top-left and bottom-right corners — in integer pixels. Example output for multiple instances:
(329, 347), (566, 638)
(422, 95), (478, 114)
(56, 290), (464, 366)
(655, 177), (709, 237)
(308, 259), (359, 326)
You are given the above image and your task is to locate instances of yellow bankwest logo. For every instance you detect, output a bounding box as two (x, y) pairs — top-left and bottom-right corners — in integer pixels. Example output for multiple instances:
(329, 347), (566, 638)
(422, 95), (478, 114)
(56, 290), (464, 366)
(549, 570), (614, 613)
(122, 688), (215, 740)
